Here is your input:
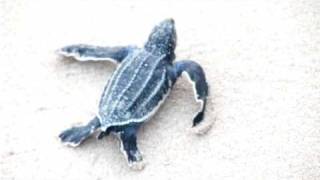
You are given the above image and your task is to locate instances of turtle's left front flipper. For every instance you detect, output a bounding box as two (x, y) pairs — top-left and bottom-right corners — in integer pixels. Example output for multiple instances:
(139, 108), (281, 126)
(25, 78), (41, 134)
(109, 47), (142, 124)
(172, 60), (209, 129)
(56, 44), (136, 63)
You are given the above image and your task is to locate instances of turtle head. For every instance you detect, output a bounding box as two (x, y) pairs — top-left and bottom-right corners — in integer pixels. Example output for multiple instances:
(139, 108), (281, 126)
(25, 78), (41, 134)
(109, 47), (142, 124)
(145, 18), (177, 58)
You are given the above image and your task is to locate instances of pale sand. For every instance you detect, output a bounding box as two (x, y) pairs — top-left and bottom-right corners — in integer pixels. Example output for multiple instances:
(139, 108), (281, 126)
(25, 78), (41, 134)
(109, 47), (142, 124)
(1, 0), (320, 179)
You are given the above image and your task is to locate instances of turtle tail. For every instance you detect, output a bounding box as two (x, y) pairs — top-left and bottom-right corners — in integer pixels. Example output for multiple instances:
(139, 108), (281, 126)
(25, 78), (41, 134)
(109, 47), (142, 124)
(97, 127), (111, 139)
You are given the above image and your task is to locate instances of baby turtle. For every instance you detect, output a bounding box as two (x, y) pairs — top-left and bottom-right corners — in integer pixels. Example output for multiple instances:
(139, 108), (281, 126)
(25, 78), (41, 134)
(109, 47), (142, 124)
(58, 19), (209, 170)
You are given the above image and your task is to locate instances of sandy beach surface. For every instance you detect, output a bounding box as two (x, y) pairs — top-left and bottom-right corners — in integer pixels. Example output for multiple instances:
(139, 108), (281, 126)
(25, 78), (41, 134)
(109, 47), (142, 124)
(1, 0), (320, 179)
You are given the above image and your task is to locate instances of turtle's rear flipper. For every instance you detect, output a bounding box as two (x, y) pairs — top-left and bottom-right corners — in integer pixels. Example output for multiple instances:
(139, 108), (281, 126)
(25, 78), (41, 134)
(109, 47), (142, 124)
(119, 124), (145, 171)
(172, 60), (210, 133)
(56, 44), (136, 63)
(59, 117), (101, 147)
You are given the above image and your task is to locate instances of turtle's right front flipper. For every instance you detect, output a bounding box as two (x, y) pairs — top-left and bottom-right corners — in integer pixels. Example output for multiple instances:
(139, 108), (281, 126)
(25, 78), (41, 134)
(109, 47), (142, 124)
(171, 60), (211, 134)
(56, 44), (136, 63)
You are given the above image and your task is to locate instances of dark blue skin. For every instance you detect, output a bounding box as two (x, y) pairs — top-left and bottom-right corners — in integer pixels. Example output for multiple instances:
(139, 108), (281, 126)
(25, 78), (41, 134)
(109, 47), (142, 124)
(58, 19), (208, 168)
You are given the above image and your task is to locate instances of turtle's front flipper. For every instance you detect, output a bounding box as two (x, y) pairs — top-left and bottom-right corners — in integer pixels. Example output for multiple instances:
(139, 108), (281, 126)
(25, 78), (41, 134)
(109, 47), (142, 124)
(59, 117), (101, 147)
(118, 124), (144, 170)
(172, 60), (210, 132)
(56, 44), (136, 63)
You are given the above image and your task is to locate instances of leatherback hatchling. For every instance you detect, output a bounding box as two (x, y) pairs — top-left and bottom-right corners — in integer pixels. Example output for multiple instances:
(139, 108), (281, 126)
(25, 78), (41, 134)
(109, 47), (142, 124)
(58, 19), (209, 170)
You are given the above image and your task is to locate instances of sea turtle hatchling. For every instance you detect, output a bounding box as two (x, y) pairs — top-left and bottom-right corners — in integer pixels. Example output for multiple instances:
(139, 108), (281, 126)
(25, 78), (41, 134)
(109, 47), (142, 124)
(58, 19), (210, 170)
